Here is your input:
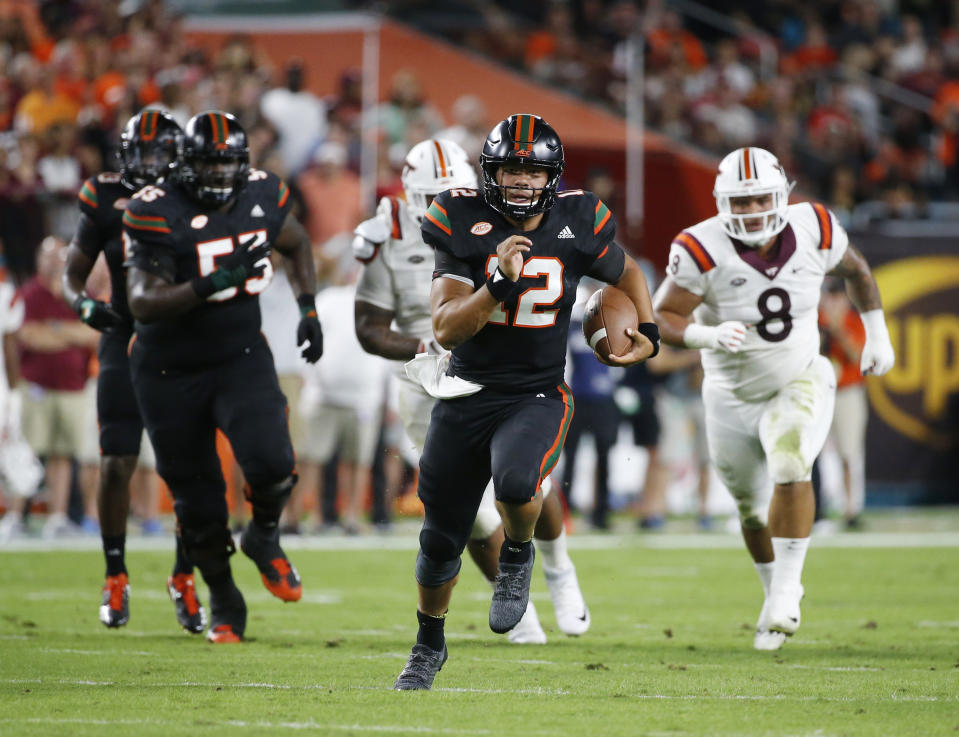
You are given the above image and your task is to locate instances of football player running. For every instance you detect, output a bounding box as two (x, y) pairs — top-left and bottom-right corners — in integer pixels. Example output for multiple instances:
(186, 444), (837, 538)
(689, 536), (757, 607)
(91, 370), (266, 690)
(61, 109), (208, 632)
(353, 138), (591, 647)
(652, 147), (895, 650)
(393, 115), (659, 690)
(123, 111), (323, 643)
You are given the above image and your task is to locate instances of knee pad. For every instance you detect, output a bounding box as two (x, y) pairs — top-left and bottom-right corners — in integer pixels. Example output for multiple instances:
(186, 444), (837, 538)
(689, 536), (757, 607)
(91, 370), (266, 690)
(180, 521), (235, 574)
(419, 526), (461, 563)
(246, 474), (296, 526)
(493, 466), (540, 504)
(765, 427), (810, 484)
(415, 549), (462, 587)
(760, 364), (832, 484)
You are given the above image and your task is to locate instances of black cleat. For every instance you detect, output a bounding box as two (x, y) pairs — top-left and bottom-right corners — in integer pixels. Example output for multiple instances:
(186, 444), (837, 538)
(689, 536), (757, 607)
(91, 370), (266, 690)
(394, 643), (448, 690)
(99, 574), (130, 628)
(167, 574), (207, 634)
(240, 522), (302, 602)
(206, 583), (247, 644)
(489, 547), (535, 634)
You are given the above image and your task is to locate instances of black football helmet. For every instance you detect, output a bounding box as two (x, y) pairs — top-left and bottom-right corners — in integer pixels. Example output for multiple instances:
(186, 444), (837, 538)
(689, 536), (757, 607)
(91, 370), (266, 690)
(479, 113), (565, 220)
(176, 110), (250, 207)
(118, 109), (182, 191)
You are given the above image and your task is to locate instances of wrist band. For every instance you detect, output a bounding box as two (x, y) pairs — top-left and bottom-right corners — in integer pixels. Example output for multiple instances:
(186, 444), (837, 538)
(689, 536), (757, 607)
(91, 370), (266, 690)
(637, 322), (660, 357)
(297, 293), (317, 319)
(485, 267), (519, 302)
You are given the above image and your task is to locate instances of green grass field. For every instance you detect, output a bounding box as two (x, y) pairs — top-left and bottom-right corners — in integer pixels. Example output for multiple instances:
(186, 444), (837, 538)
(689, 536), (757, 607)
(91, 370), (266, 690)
(1, 519), (957, 737)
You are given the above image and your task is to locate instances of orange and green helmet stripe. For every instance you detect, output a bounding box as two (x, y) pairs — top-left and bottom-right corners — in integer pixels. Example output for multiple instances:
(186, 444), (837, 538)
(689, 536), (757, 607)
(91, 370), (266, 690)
(207, 112), (230, 150)
(139, 110), (160, 141)
(78, 180), (98, 208)
(424, 200), (451, 235)
(513, 114), (535, 152)
(122, 210), (171, 233)
(593, 200), (611, 234)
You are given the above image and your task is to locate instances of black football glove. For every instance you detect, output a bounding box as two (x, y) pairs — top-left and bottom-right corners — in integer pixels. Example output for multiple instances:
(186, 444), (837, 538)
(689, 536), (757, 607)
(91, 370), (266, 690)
(193, 235), (270, 298)
(296, 294), (323, 363)
(73, 296), (127, 333)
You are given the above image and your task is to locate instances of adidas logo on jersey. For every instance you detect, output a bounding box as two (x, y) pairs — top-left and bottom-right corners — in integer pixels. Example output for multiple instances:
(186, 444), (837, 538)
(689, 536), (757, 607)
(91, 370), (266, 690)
(251, 204), (265, 217)
(557, 225), (575, 239)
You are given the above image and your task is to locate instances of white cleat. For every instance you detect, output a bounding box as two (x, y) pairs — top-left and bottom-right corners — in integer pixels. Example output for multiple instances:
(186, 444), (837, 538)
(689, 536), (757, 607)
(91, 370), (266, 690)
(544, 565), (590, 636)
(508, 600), (547, 644)
(753, 599), (787, 651)
(766, 584), (804, 636)
(0, 513), (24, 544)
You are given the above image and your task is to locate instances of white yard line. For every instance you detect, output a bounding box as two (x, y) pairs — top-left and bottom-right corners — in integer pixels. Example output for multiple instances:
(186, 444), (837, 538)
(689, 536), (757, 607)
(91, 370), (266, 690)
(3, 531), (958, 553)
(1, 678), (954, 701)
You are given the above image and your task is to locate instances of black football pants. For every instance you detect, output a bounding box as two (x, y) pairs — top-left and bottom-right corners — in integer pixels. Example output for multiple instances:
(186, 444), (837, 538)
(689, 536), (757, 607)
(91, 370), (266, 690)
(416, 383), (574, 561)
(130, 337), (294, 529)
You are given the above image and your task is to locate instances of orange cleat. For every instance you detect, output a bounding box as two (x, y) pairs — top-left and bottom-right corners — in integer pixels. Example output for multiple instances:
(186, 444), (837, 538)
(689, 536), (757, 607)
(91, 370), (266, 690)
(167, 574), (207, 634)
(99, 573), (130, 628)
(206, 624), (243, 644)
(240, 523), (302, 602)
(205, 584), (246, 643)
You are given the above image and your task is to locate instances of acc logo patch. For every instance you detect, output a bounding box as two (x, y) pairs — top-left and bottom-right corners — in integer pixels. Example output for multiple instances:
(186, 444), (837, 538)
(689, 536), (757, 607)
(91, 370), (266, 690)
(408, 255), (425, 264)
(113, 198), (130, 210)
(731, 277), (747, 287)
(471, 222), (493, 236)
(191, 215), (209, 229)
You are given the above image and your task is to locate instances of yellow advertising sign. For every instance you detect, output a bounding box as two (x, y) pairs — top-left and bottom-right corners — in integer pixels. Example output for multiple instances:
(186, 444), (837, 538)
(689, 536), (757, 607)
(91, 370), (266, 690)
(869, 256), (959, 449)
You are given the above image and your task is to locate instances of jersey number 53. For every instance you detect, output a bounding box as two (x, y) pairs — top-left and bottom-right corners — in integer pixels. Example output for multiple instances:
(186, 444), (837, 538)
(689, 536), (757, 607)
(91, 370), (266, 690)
(197, 229), (273, 301)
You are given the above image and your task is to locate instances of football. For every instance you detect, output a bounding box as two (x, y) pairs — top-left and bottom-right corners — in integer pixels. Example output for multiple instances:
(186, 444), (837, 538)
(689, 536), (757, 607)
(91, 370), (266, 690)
(583, 285), (638, 364)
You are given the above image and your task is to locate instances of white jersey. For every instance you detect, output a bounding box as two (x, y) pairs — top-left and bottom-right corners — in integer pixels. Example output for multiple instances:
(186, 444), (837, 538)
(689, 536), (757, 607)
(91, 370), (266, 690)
(668, 202), (847, 402)
(355, 196), (434, 345)
(0, 281), (23, 390)
(0, 280), (23, 435)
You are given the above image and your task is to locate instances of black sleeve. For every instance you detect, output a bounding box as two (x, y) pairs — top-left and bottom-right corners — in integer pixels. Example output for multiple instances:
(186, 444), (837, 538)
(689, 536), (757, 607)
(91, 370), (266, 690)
(123, 238), (177, 283)
(586, 241), (627, 283)
(72, 212), (105, 260)
(432, 247), (473, 285)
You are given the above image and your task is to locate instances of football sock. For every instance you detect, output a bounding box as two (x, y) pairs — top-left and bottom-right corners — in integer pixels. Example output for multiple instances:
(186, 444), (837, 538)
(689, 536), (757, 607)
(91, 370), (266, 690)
(537, 529), (572, 571)
(103, 535), (126, 577)
(204, 568), (237, 593)
(500, 535), (533, 565)
(416, 610), (446, 651)
(754, 561), (774, 598)
(771, 537), (810, 590)
(173, 533), (194, 576)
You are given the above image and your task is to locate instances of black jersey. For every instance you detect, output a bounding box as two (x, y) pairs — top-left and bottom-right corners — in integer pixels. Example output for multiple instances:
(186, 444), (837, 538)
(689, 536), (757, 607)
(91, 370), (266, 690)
(122, 169), (292, 369)
(77, 172), (136, 323)
(422, 188), (626, 392)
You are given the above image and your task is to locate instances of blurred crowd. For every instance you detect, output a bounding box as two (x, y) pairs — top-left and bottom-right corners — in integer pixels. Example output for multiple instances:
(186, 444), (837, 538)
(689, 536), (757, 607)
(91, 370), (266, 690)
(392, 0), (959, 225)
(0, 0), (895, 538)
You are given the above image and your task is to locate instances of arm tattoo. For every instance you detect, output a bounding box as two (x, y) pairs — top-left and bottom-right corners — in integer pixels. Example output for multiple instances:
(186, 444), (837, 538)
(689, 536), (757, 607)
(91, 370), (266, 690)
(830, 243), (883, 312)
